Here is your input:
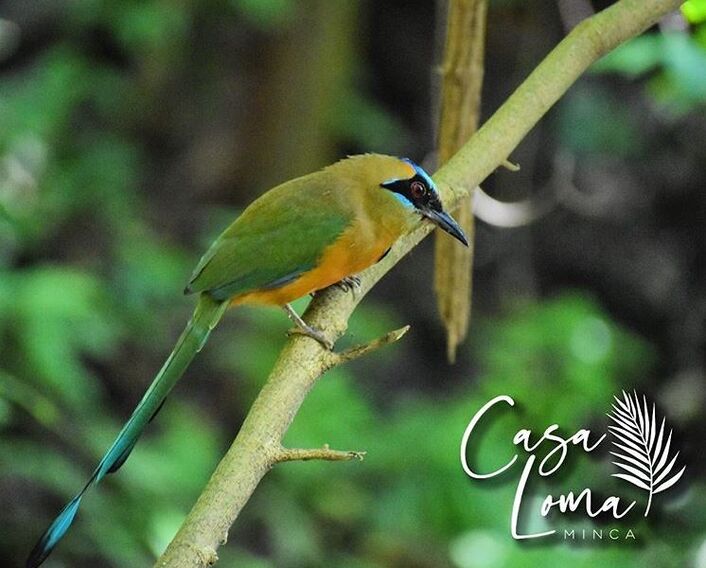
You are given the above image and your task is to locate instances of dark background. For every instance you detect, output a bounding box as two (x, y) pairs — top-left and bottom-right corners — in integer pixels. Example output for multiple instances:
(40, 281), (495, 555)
(1, 1), (704, 566)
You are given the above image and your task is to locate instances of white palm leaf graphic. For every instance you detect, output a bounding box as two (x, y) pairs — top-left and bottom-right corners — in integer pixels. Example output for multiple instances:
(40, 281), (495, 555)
(607, 390), (686, 516)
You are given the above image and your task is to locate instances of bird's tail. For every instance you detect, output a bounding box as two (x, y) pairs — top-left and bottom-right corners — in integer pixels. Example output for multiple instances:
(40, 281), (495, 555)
(27, 293), (228, 568)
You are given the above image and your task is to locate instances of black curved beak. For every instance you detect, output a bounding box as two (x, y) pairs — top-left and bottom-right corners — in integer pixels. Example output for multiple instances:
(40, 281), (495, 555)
(421, 208), (469, 246)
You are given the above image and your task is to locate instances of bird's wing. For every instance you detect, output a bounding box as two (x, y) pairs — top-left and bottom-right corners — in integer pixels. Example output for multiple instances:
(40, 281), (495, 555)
(186, 173), (353, 301)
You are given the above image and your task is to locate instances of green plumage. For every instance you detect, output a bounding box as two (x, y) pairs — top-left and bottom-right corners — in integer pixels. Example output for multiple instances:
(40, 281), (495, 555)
(187, 171), (353, 300)
(26, 294), (227, 568)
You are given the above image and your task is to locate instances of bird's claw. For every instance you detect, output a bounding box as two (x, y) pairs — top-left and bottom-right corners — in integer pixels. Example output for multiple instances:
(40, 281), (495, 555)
(336, 275), (361, 293)
(287, 326), (334, 350)
(283, 303), (334, 350)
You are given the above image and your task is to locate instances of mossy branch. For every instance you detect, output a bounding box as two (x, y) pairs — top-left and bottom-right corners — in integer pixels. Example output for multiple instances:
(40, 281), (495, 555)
(155, 1), (682, 566)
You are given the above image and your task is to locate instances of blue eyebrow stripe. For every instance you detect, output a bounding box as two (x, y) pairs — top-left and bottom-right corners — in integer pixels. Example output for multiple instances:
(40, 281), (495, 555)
(392, 191), (414, 208)
(402, 158), (436, 189)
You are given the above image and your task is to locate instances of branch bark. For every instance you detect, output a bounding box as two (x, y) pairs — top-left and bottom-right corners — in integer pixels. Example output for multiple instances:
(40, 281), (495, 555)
(156, 1), (682, 566)
(434, 0), (487, 362)
(274, 445), (366, 464)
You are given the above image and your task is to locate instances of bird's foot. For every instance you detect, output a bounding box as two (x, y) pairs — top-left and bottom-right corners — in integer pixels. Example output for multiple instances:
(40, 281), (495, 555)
(286, 326), (334, 350)
(283, 303), (334, 350)
(336, 275), (361, 293)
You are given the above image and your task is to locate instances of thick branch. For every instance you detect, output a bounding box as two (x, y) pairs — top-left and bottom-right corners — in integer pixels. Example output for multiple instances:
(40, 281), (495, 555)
(156, 1), (682, 566)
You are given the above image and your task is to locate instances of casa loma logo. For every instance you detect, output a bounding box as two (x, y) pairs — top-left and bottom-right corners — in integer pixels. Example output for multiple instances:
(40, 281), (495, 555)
(460, 391), (686, 540)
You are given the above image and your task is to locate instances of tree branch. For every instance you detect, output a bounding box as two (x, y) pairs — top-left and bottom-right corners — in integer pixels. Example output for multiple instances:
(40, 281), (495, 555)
(155, 1), (682, 566)
(433, 0), (487, 363)
(274, 445), (367, 464)
(330, 325), (410, 366)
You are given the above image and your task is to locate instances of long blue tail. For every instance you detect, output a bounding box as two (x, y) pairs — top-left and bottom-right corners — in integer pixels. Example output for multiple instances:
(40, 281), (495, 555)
(27, 294), (227, 568)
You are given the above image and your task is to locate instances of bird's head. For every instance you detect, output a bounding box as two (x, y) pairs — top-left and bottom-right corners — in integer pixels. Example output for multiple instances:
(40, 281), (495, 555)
(380, 158), (468, 246)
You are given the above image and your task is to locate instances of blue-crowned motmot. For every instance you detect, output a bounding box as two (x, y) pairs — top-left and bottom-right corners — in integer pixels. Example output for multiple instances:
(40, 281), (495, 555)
(27, 153), (467, 567)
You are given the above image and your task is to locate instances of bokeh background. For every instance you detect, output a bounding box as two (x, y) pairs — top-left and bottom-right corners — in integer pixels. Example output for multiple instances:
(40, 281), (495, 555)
(1, 1), (705, 566)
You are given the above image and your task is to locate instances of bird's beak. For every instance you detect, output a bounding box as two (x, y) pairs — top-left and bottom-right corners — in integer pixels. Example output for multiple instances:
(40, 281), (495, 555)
(421, 208), (469, 246)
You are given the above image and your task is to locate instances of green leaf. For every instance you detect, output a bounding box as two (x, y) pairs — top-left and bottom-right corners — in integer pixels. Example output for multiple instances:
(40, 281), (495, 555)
(591, 35), (662, 78)
(660, 32), (706, 99)
(682, 0), (706, 24)
(6, 267), (122, 408)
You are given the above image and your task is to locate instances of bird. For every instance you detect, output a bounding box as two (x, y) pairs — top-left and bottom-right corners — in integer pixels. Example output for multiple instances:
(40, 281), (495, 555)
(26, 153), (467, 567)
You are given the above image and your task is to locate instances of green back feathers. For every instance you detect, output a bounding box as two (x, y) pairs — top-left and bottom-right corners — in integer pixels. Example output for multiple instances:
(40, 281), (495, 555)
(186, 154), (418, 301)
(186, 170), (353, 300)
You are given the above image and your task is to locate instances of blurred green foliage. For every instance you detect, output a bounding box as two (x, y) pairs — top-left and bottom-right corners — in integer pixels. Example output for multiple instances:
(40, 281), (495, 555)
(217, 294), (696, 567)
(683, 0), (706, 24)
(592, 22), (706, 114)
(557, 85), (645, 157)
(3, 264), (697, 567)
(233, 0), (297, 29)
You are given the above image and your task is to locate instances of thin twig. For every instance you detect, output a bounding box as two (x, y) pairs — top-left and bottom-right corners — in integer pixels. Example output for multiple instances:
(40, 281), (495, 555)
(274, 444), (366, 463)
(500, 159), (521, 172)
(329, 325), (411, 367)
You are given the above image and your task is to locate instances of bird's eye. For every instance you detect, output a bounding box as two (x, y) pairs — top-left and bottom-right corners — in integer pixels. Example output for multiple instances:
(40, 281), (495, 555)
(410, 181), (427, 199)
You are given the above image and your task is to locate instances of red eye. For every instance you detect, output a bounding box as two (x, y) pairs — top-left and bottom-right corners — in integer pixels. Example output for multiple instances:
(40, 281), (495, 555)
(410, 181), (427, 199)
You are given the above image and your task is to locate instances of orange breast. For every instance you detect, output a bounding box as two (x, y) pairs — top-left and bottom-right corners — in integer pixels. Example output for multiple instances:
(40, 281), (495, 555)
(231, 218), (399, 307)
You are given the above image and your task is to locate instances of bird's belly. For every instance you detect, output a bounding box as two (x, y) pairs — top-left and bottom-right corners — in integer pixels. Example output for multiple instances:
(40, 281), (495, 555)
(232, 223), (396, 307)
